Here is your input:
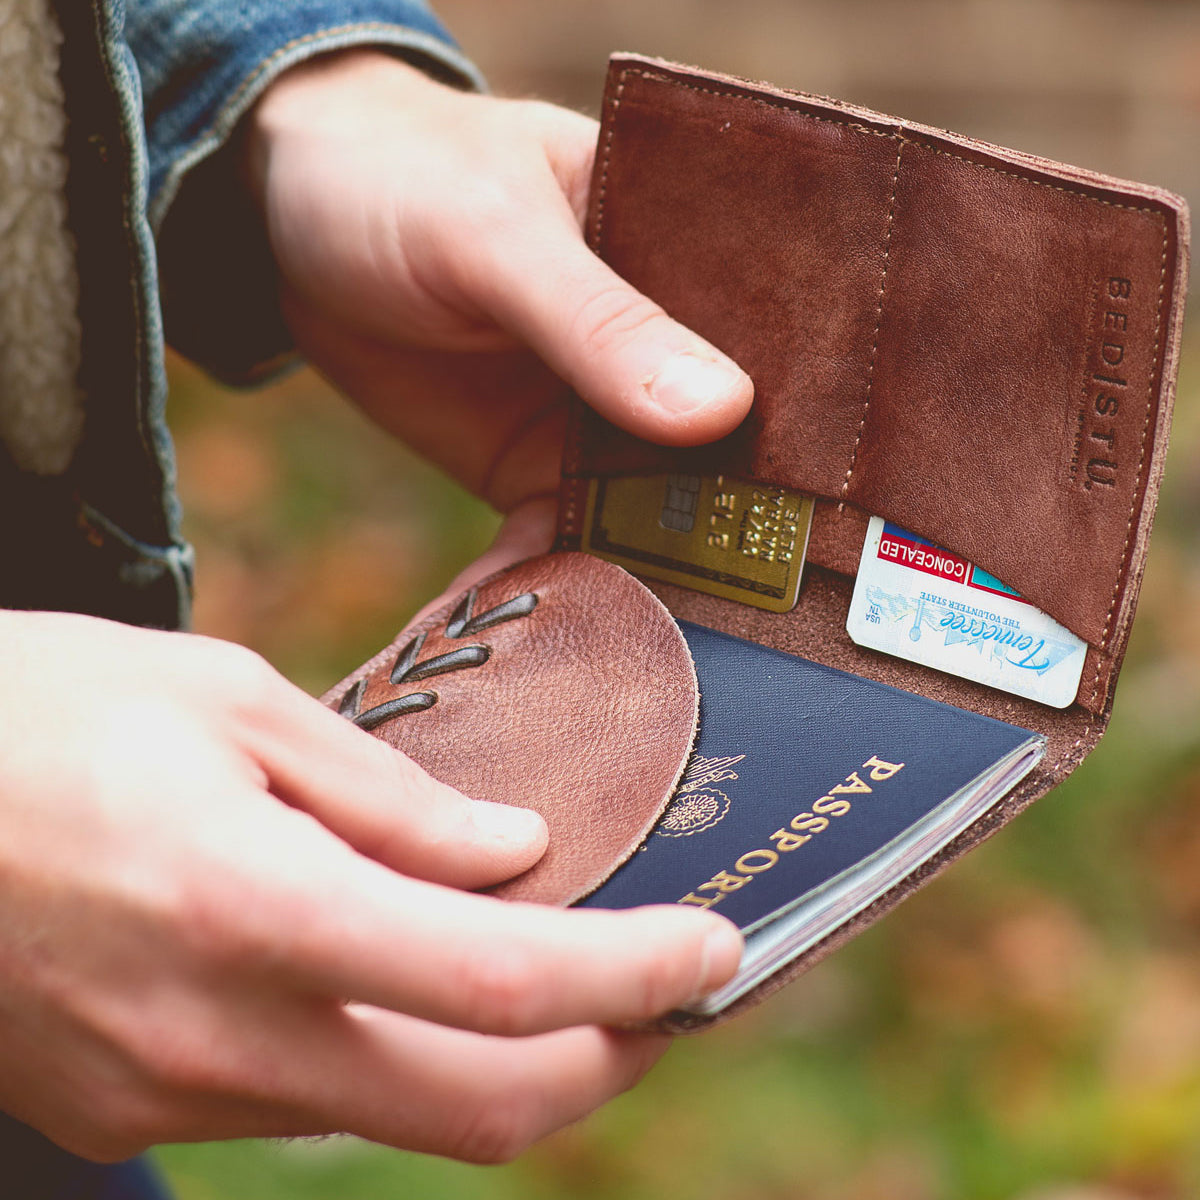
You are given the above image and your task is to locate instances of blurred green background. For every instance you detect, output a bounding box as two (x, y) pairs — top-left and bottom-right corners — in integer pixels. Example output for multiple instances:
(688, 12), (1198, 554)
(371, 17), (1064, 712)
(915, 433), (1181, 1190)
(153, 2), (1200, 1198)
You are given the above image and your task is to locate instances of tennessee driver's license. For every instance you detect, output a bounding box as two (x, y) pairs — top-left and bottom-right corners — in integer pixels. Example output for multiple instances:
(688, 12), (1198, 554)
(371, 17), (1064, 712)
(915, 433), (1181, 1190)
(846, 517), (1087, 708)
(581, 474), (814, 613)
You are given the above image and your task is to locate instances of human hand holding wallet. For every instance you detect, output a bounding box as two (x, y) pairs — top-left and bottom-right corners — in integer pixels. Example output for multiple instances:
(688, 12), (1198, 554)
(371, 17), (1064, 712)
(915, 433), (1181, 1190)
(325, 55), (1189, 1031)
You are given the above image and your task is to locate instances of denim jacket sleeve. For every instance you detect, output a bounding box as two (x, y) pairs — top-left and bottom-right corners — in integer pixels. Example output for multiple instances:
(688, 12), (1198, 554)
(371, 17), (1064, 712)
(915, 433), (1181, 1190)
(123, 0), (485, 382)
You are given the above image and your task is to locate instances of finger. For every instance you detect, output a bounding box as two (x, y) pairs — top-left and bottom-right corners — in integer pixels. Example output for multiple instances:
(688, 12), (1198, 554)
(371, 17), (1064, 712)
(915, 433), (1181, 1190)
(229, 661), (547, 890)
(401, 495), (559, 632)
(320, 1007), (670, 1162)
(468, 196), (754, 446)
(105, 994), (668, 1163)
(473, 495), (559, 569)
(228, 826), (742, 1034)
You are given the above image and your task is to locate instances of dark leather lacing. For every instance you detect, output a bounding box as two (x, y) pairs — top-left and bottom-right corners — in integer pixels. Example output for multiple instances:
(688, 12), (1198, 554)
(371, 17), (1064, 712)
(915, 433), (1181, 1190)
(338, 590), (539, 730)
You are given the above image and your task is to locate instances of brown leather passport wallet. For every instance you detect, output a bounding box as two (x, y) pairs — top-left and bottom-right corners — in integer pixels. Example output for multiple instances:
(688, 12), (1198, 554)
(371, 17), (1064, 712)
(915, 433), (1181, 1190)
(325, 56), (1190, 1031)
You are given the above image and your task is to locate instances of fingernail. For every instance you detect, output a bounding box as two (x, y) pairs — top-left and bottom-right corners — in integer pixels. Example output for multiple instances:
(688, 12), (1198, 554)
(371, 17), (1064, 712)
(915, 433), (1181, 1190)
(692, 918), (744, 999)
(470, 801), (548, 848)
(647, 352), (747, 416)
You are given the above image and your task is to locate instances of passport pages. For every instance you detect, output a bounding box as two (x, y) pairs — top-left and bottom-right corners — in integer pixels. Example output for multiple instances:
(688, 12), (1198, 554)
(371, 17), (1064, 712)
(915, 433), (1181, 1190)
(579, 621), (1044, 1016)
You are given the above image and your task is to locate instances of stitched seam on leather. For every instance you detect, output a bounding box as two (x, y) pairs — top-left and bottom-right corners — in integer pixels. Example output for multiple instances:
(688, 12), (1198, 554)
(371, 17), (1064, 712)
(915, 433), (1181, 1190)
(559, 406), (586, 538)
(1085, 651), (1105, 711)
(591, 71), (627, 258)
(915, 143), (1161, 214)
(1080, 647), (1102, 712)
(558, 476), (586, 543)
(560, 68), (628, 542)
(628, 69), (1164, 216)
(628, 71), (898, 143)
(1055, 714), (1097, 776)
(1091, 225), (1169, 669)
(561, 67), (630, 518)
(841, 140), (904, 504)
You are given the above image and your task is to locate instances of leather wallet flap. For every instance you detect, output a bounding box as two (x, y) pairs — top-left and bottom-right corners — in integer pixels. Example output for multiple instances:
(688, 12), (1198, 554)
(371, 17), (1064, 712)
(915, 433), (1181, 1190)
(561, 55), (1189, 674)
(322, 552), (700, 905)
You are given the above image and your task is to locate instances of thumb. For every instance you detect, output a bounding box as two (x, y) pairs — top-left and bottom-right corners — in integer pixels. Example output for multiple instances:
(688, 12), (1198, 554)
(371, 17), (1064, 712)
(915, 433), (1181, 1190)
(240, 663), (549, 890)
(473, 202), (754, 446)
(397, 495), (558, 636)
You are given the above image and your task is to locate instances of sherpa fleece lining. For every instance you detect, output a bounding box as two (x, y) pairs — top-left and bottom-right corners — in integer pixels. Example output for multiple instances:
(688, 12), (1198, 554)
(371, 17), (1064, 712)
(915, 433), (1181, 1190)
(0, 0), (83, 475)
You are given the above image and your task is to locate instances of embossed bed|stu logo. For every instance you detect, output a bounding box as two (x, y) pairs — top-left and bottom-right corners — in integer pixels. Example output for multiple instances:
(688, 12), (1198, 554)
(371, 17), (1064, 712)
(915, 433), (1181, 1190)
(1069, 275), (1133, 492)
(655, 754), (745, 837)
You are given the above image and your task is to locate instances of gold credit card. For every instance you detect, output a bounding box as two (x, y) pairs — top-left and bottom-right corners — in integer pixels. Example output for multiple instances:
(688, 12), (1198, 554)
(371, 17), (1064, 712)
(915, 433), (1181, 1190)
(581, 474), (814, 612)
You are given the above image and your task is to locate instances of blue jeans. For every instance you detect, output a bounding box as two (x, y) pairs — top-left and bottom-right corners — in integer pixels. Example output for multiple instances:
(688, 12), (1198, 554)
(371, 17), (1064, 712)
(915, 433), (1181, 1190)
(1, 1111), (172, 1200)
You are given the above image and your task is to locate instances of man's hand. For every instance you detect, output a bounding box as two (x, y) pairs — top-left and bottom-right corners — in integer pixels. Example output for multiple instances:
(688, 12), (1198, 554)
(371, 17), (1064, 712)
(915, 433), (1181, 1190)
(16, 50), (753, 1166)
(0, 611), (741, 1162)
(244, 50), (754, 519)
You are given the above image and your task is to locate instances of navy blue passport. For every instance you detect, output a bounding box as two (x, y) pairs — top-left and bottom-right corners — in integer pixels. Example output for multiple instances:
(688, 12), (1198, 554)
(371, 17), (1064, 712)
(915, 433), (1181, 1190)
(577, 620), (1045, 1014)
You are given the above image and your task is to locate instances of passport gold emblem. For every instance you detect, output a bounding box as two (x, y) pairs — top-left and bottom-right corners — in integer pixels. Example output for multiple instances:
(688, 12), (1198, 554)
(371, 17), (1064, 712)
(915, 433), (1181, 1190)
(655, 754), (745, 838)
(657, 790), (730, 837)
(582, 474), (814, 612)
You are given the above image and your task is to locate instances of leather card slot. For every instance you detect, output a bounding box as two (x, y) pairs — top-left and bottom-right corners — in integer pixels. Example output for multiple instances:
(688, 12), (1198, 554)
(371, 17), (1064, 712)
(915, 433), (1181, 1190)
(565, 56), (1188, 667)
(640, 565), (1103, 778)
(844, 137), (1178, 651)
